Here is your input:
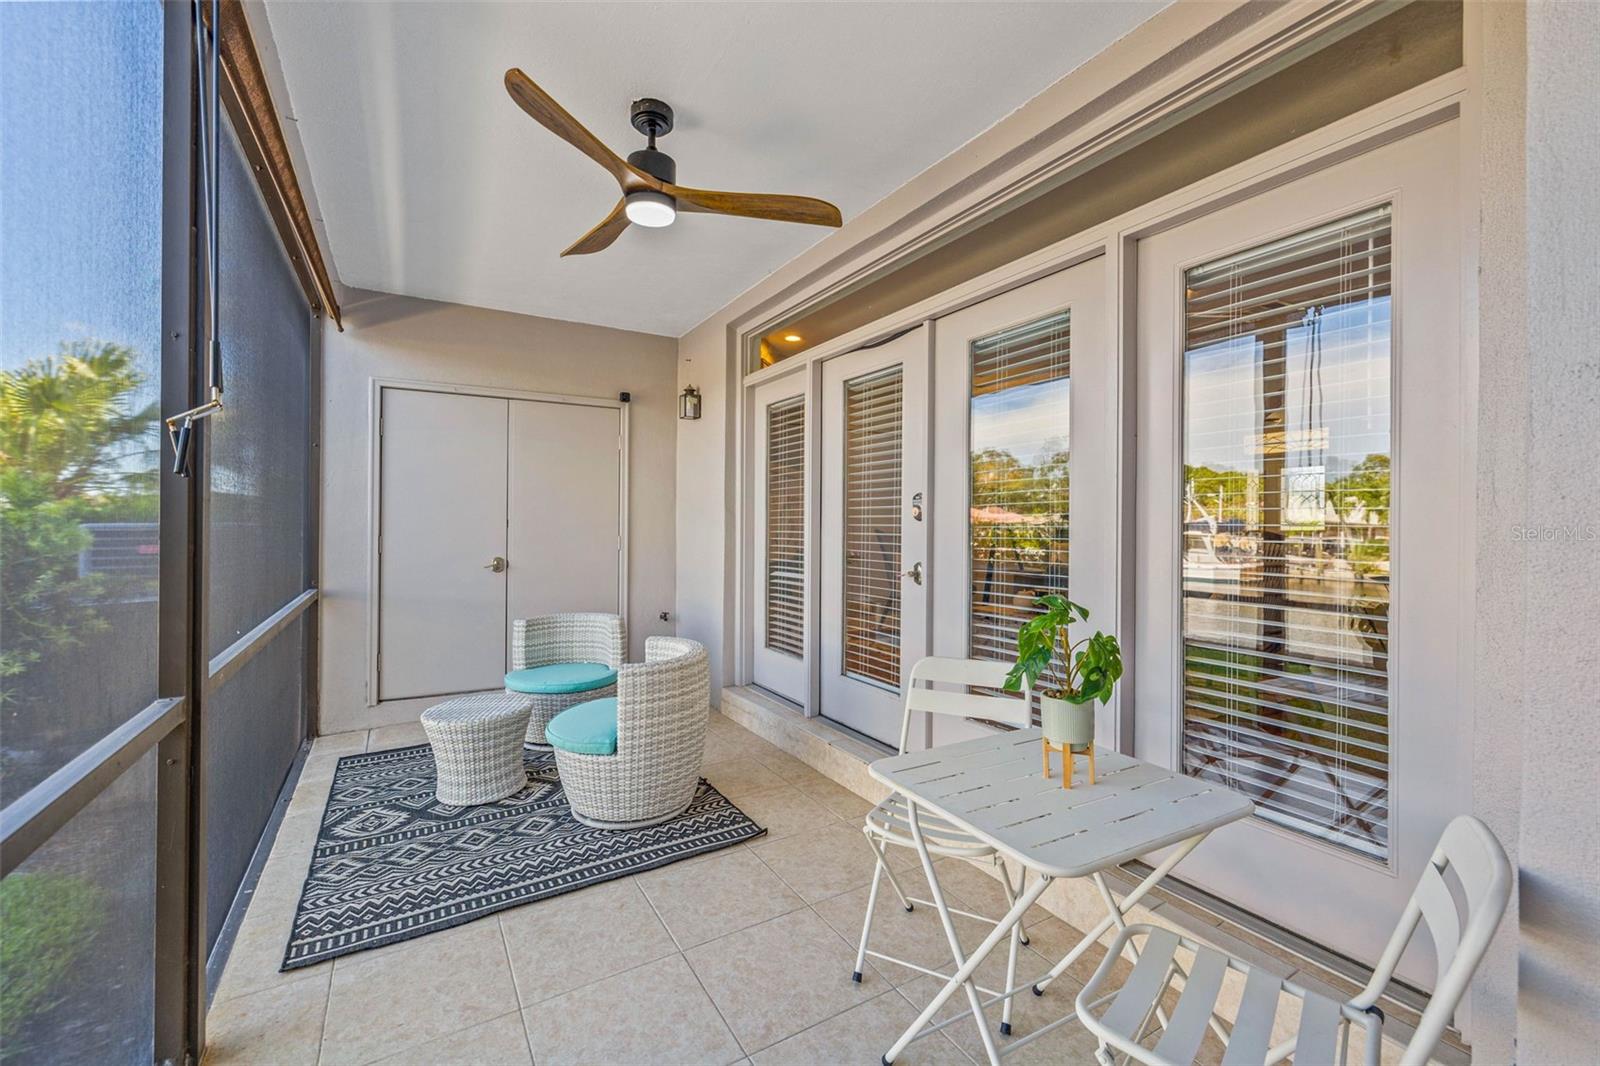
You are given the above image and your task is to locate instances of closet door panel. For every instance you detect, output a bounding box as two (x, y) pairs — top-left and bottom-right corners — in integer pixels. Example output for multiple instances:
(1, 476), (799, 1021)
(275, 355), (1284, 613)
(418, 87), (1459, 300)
(506, 400), (624, 655)
(378, 389), (509, 700)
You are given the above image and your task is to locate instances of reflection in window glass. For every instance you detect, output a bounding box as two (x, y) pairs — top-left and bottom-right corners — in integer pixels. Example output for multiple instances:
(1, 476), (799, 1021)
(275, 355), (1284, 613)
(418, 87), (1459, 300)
(969, 312), (1070, 711)
(1, 1), (163, 805)
(1180, 205), (1393, 860)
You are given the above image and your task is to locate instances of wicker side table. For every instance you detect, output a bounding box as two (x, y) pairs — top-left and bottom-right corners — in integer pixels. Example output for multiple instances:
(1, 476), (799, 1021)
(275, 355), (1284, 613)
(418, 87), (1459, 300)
(420, 692), (534, 806)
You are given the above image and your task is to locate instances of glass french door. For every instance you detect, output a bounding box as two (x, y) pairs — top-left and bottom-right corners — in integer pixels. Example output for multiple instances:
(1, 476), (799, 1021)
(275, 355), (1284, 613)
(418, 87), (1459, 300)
(818, 327), (929, 745)
(927, 259), (1115, 750)
(752, 373), (809, 702)
(1133, 120), (1466, 985)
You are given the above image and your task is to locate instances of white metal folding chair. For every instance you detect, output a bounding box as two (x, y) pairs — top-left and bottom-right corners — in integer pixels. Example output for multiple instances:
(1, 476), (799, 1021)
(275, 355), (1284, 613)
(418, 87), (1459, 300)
(853, 656), (1034, 1035)
(1074, 815), (1512, 1066)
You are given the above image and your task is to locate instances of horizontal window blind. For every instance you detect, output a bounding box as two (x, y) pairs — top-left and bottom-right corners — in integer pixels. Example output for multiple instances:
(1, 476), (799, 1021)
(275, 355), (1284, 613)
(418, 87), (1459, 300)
(843, 367), (903, 689)
(1181, 203), (1393, 861)
(764, 396), (806, 658)
(969, 312), (1071, 719)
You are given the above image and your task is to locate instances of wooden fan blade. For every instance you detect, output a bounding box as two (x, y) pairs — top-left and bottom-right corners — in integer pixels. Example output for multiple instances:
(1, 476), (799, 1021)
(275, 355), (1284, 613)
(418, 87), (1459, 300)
(561, 199), (631, 256)
(504, 68), (658, 191)
(667, 185), (842, 228)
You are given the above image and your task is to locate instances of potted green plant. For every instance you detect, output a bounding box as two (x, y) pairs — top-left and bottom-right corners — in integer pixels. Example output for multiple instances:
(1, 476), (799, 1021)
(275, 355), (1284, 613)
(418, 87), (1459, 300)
(1002, 594), (1123, 751)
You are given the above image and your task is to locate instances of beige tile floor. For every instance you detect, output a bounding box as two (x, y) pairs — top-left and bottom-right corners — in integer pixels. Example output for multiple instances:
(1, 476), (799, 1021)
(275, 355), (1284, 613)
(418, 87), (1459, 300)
(202, 712), (1175, 1066)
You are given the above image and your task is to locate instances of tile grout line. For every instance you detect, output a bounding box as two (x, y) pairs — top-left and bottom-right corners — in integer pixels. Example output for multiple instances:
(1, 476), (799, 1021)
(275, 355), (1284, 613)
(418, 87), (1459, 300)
(312, 965), (334, 1066)
(632, 881), (749, 1063)
(886, 979), (983, 1066)
(494, 915), (539, 1065)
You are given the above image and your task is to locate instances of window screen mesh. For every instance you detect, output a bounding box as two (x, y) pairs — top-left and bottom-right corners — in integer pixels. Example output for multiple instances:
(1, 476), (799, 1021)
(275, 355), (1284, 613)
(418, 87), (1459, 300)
(764, 396), (805, 657)
(207, 118), (309, 655)
(1180, 204), (1393, 861)
(842, 367), (903, 689)
(202, 114), (312, 950)
(969, 312), (1071, 713)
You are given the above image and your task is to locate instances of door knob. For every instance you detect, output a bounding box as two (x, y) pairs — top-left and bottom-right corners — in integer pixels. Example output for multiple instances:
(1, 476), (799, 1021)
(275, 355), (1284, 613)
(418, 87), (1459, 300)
(485, 556), (506, 573)
(903, 561), (923, 585)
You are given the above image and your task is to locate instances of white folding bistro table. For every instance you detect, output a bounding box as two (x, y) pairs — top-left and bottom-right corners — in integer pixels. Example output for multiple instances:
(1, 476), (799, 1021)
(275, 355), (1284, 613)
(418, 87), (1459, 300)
(869, 727), (1254, 1066)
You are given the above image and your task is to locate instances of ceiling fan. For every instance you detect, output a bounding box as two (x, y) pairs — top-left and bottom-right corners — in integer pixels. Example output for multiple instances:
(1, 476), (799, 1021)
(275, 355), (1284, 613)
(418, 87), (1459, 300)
(504, 68), (843, 256)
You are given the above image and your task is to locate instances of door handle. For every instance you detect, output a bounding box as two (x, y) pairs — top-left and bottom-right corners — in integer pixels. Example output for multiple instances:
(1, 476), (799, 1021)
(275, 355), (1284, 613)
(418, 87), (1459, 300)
(903, 561), (923, 585)
(484, 556), (506, 573)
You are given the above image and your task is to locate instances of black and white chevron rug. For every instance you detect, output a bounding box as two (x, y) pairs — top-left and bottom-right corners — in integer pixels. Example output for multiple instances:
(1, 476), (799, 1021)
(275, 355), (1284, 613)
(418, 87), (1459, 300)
(281, 744), (765, 970)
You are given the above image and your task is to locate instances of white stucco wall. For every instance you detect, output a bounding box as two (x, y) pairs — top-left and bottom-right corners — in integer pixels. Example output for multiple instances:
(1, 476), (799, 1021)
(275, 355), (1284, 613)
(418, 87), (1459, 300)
(318, 290), (678, 735)
(1514, 2), (1600, 1060)
(1467, 3), (1528, 1058)
(674, 319), (735, 706)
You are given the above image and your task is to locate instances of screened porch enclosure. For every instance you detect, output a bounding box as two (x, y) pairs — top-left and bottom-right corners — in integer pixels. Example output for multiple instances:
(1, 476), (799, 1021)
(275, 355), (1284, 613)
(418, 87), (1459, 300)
(0, 2), (322, 1060)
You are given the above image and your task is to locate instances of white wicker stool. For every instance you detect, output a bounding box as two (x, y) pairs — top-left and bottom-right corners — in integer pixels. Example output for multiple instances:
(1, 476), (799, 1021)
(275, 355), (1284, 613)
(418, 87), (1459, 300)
(420, 693), (534, 806)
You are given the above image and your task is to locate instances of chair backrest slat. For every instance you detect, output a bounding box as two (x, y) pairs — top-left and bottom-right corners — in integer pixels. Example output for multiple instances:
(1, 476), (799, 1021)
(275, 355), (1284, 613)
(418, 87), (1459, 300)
(1437, 816), (1499, 913)
(897, 656), (1030, 754)
(1413, 863), (1461, 975)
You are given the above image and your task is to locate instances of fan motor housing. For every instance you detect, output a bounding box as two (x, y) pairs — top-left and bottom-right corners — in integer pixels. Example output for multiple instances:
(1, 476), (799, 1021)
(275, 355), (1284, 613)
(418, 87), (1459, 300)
(627, 147), (676, 185)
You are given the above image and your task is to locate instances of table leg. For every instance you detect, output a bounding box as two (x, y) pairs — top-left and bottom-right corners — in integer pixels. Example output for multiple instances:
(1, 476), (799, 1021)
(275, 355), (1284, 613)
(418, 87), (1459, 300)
(883, 804), (1052, 1066)
(1032, 832), (1208, 996)
(1000, 865), (1025, 1035)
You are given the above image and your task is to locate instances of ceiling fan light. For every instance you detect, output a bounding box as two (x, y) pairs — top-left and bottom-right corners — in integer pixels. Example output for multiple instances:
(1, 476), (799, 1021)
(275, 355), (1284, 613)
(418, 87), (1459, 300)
(624, 190), (676, 228)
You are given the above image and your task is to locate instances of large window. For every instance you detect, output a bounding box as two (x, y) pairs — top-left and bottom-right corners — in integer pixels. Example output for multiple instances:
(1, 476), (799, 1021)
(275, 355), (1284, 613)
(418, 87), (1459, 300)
(842, 367), (903, 689)
(1180, 205), (1393, 860)
(969, 311), (1071, 697)
(0, 2), (165, 1060)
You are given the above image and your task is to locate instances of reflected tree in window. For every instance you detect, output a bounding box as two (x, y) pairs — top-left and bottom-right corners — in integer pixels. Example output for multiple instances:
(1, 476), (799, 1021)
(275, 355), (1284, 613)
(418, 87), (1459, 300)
(969, 312), (1071, 709)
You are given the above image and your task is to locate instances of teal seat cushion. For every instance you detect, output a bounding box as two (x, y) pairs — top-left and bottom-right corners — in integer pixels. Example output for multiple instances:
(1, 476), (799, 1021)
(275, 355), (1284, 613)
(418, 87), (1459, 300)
(545, 697), (618, 756)
(504, 662), (617, 695)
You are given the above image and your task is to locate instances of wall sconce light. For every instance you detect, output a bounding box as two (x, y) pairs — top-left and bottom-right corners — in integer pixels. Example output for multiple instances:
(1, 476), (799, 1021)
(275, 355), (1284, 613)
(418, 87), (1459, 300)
(679, 385), (702, 421)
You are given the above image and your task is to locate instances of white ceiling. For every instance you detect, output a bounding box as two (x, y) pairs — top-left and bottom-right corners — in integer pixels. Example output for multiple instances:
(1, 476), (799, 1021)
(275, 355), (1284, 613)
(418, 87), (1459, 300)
(263, 2), (1168, 337)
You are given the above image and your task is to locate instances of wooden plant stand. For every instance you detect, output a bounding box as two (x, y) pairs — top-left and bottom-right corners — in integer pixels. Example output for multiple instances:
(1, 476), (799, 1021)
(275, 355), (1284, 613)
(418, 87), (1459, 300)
(1042, 736), (1096, 789)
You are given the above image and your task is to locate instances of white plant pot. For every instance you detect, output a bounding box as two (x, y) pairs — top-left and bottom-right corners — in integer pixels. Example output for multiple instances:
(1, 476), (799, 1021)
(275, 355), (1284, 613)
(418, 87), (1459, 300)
(1040, 695), (1095, 750)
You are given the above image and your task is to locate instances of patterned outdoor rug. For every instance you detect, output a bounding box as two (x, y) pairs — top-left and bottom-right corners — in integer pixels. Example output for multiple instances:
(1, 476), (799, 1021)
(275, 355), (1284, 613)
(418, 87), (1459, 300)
(281, 744), (765, 970)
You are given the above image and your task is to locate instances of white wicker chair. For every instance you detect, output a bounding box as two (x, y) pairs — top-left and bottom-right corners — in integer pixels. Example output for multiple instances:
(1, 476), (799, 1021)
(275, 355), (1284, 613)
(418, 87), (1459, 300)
(550, 636), (710, 830)
(507, 613), (626, 747)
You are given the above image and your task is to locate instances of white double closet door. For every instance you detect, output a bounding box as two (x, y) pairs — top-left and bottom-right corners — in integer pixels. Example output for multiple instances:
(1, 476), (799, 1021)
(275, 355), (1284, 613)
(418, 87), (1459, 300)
(377, 387), (623, 702)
